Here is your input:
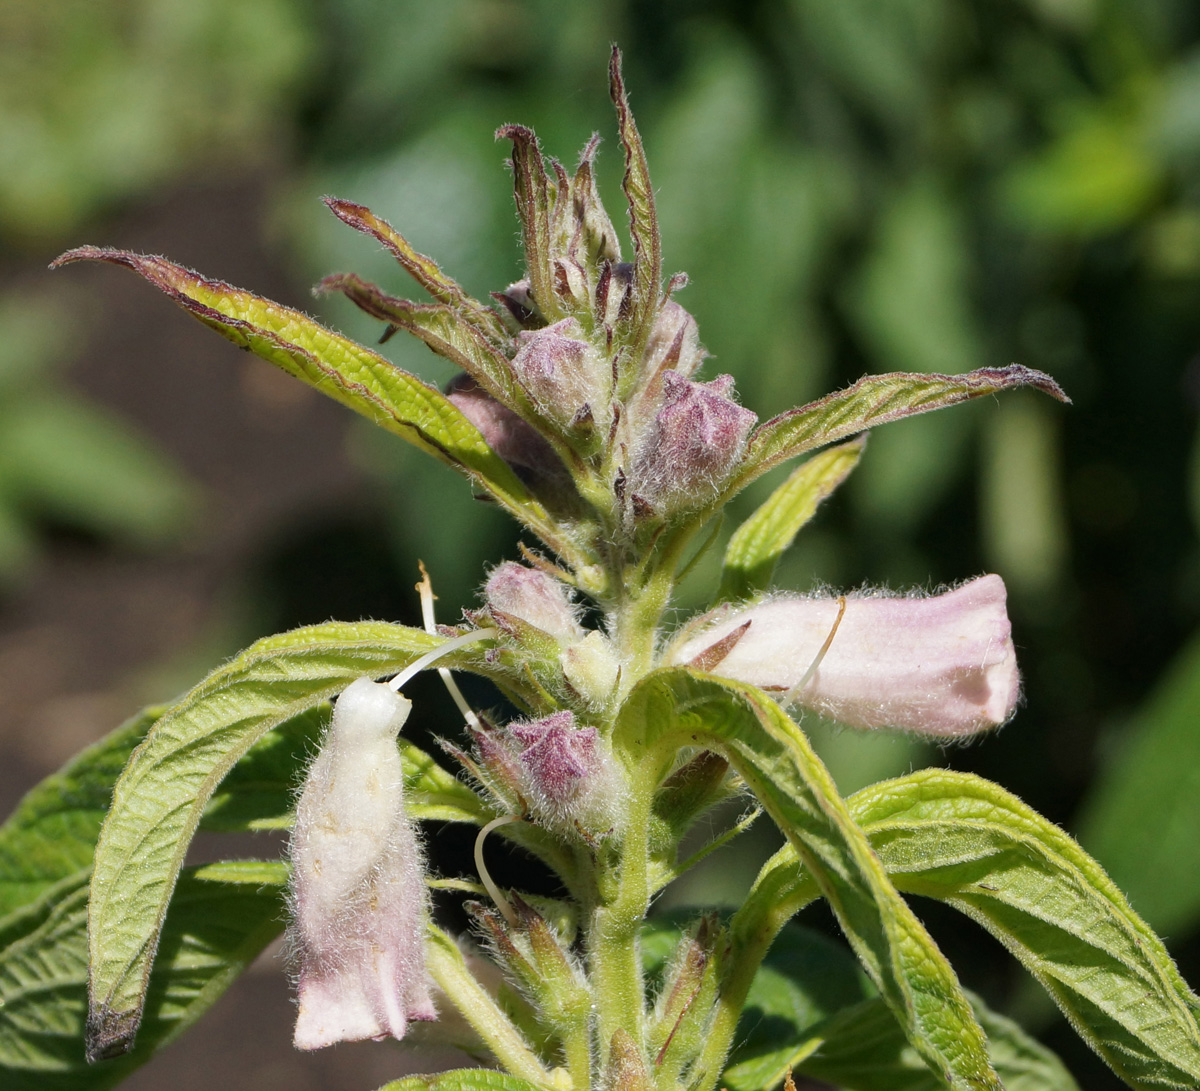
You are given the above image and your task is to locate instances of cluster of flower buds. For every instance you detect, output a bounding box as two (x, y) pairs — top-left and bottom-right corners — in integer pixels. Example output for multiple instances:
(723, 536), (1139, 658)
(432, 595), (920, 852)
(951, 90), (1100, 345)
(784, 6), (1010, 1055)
(318, 51), (760, 562)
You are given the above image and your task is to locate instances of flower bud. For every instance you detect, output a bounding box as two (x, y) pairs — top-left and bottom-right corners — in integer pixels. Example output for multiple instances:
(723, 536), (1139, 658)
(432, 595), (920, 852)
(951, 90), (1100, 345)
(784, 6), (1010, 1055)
(484, 561), (584, 644)
(643, 300), (705, 379)
(444, 374), (563, 485)
(631, 372), (756, 513)
(509, 318), (607, 430)
(289, 678), (435, 1049)
(560, 630), (621, 709)
(506, 710), (625, 835)
(667, 575), (1020, 737)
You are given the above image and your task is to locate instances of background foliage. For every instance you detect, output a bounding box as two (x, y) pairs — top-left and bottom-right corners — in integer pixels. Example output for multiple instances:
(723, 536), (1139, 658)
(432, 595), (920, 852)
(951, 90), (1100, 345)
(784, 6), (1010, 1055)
(5, 1), (1200, 1088)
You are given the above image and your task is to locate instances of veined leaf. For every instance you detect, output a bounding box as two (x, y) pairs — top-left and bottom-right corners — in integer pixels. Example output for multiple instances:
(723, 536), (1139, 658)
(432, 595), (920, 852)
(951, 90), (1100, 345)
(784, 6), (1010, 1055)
(736, 365), (1067, 491)
(0, 707), (158, 918)
(322, 197), (510, 346)
(719, 437), (864, 602)
(49, 248), (557, 547)
(84, 620), (482, 1061)
(318, 272), (518, 403)
(376, 1070), (546, 1091)
(0, 864), (283, 1091)
(615, 669), (1002, 1090)
(852, 769), (1200, 1090)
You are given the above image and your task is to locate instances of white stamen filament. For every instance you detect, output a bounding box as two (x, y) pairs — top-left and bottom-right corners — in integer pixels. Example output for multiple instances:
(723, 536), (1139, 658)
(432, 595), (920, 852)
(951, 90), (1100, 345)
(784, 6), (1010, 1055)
(417, 561), (483, 729)
(785, 594), (846, 706)
(474, 814), (522, 927)
(388, 628), (498, 693)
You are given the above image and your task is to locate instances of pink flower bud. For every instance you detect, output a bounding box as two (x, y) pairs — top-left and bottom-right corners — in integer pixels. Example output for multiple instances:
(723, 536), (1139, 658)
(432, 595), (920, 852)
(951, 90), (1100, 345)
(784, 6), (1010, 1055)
(289, 678), (435, 1049)
(509, 318), (606, 428)
(444, 374), (562, 482)
(632, 372), (756, 512)
(667, 575), (1020, 737)
(505, 711), (625, 834)
(643, 300), (705, 379)
(484, 561), (584, 643)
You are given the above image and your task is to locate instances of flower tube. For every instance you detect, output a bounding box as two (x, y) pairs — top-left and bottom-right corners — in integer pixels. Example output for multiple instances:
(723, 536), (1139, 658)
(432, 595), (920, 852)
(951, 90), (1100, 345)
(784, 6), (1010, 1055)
(289, 677), (435, 1049)
(667, 574), (1020, 737)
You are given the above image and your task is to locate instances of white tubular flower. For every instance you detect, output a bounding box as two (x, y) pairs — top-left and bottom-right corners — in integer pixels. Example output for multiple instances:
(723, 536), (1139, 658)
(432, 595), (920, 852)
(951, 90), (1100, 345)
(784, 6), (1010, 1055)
(667, 574), (1020, 737)
(289, 677), (435, 1049)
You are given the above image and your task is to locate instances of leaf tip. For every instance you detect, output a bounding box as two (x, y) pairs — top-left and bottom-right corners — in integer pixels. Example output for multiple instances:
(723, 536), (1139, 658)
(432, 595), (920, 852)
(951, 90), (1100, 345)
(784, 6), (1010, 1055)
(50, 245), (132, 271)
(85, 1005), (141, 1063)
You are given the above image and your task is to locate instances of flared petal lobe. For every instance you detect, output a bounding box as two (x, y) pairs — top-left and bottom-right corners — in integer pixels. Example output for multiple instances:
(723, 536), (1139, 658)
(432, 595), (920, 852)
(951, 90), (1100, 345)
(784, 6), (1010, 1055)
(669, 575), (1020, 737)
(289, 678), (435, 1050)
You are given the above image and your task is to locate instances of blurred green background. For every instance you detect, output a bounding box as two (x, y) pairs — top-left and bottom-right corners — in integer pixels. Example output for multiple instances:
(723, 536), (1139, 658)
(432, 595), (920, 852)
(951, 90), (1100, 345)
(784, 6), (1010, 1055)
(5, 1), (1200, 1087)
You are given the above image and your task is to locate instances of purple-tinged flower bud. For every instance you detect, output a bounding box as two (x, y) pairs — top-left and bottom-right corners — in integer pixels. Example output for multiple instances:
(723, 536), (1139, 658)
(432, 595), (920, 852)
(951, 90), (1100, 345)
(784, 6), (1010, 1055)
(492, 278), (541, 328)
(289, 678), (435, 1049)
(509, 318), (607, 430)
(666, 575), (1020, 737)
(631, 372), (756, 513)
(485, 561), (584, 644)
(444, 374), (563, 484)
(506, 710), (625, 834)
(643, 300), (706, 380)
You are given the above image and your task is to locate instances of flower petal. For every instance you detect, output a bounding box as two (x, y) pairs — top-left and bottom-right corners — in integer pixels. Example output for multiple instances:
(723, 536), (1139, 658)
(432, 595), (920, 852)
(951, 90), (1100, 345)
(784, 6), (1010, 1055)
(668, 575), (1020, 737)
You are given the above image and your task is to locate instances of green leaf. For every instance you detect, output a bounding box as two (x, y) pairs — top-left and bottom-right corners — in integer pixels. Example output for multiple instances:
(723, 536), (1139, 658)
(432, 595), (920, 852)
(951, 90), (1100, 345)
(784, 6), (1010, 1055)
(376, 1070), (545, 1091)
(609, 46), (662, 370)
(718, 437), (864, 602)
(0, 706), (159, 918)
(1076, 629), (1200, 937)
(318, 272), (517, 403)
(849, 769), (1200, 1090)
(84, 620), (472, 1060)
(783, 992), (1080, 1091)
(736, 365), (1068, 492)
(0, 865), (283, 1091)
(49, 247), (557, 547)
(615, 669), (1003, 1090)
(322, 197), (511, 346)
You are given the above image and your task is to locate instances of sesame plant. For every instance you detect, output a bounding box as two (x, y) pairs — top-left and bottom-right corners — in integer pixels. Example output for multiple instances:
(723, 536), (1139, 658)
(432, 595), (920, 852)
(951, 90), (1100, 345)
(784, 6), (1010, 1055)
(6, 48), (1200, 1091)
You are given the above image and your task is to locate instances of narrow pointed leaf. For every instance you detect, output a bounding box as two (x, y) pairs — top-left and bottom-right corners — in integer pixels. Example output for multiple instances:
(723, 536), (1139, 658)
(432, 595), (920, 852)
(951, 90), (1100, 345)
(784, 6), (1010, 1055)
(719, 438), (864, 602)
(609, 47), (662, 364)
(323, 197), (510, 344)
(50, 248), (553, 542)
(83, 620), (483, 1060)
(497, 125), (560, 322)
(737, 365), (1068, 490)
(615, 669), (1002, 1090)
(0, 865), (282, 1090)
(318, 272), (517, 400)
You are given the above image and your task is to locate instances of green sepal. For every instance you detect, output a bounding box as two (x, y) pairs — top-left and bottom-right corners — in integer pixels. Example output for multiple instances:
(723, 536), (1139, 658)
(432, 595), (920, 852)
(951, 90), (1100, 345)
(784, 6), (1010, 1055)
(608, 46), (662, 382)
(497, 125), (561, 324)
(375, 1071), (548, 1091)
(718, 437), (864, 602)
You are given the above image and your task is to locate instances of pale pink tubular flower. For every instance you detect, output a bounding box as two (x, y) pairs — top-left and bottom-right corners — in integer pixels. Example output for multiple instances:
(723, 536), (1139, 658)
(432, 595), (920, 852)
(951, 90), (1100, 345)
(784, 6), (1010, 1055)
(667, 574), (1020, 737)
(289, 677), (435, 1049)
